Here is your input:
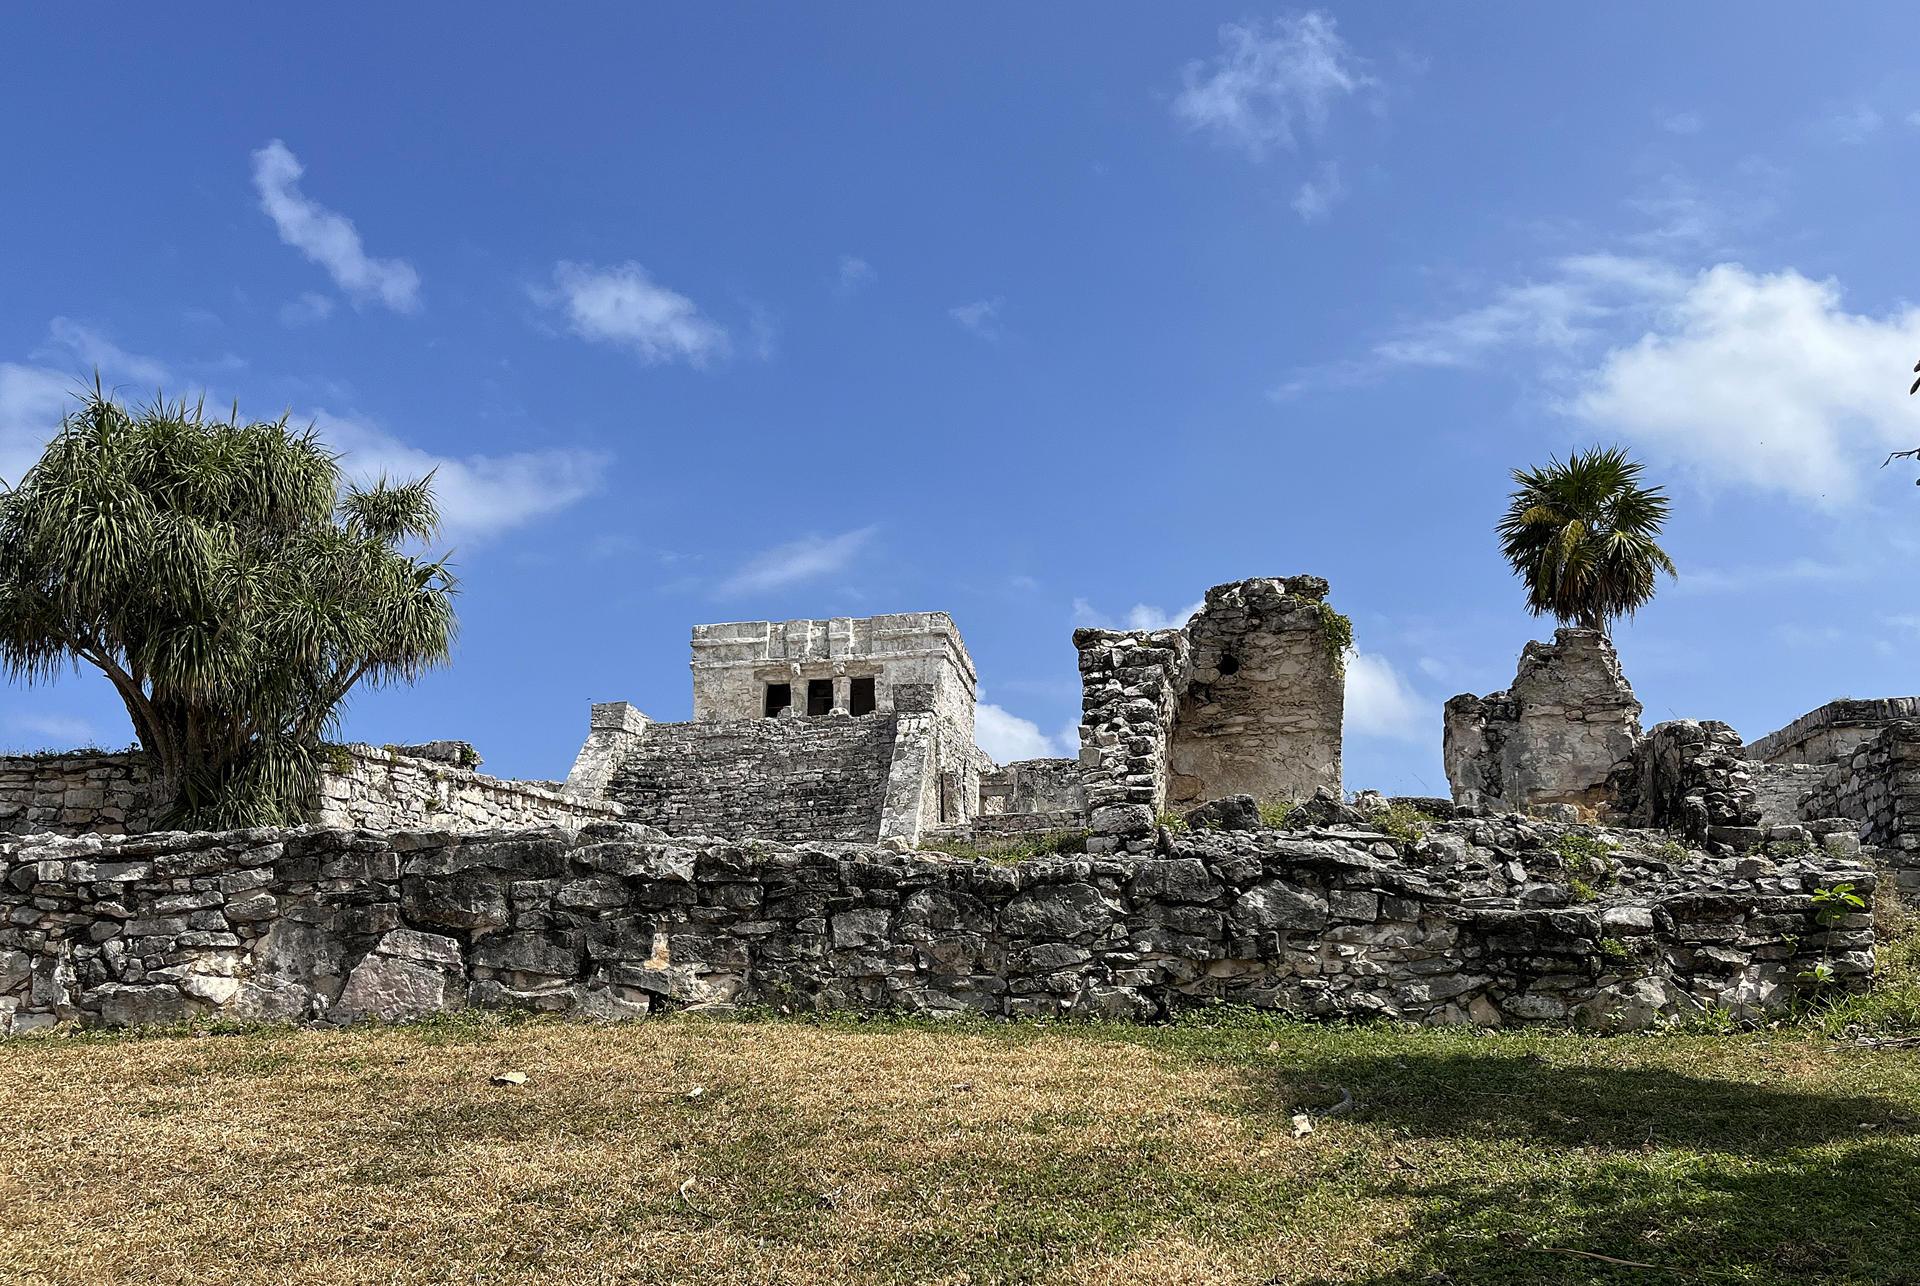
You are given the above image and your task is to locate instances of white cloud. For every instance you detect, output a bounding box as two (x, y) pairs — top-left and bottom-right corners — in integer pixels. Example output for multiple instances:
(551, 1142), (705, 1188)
(837, 255), (875, 294)
(279, 292), (336, 327)
(1173, 11), (1374, 157)
(43, 318), (170, 386)
(975, 701), (1064, 763)
(1672, 556), (1868, 595)
(1571, 264), (1920, 506)
(251, 140), (421, 313)
(1343, 650), (1430, 742)
(950, 297), (1004, 340)
(1291, 164), (1344, 223)
(0, 362), (79, 484)
(538, 261), (729, 367)
(1822, 102), (1883, 145)
(0, 321), (602, 541)
(1373, 254), (1685, 370)
(1660, 111), (1703, 135)
(315, 411), (608, 544)
(5, 713), (104, 747)
(714, 526), (877, 598)
(1071, 597), (1204, 632)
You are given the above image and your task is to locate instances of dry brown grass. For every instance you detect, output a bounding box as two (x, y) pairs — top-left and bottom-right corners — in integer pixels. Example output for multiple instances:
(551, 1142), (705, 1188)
(0, 1016), (1390, 1285)
(3, 1012), (1919, 1284)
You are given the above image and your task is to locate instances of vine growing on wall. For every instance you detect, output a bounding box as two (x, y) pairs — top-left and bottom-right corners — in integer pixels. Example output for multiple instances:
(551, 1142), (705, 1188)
(1314, 602), (1353, 675)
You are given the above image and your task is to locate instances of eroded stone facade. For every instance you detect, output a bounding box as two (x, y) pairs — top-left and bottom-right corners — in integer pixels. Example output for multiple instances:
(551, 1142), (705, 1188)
(1166, 577), (1345, 809)
(1444, 629), (1643, 814)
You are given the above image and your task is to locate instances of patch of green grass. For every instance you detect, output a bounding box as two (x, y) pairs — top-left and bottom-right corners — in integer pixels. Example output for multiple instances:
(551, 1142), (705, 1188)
(1812, 876), (1920, 1037)
(1153, 809), (1190, 835)
(1258, 798), (1298, 829)
(919, 829), (1090, 864)
(1372, 800), (1435, 845)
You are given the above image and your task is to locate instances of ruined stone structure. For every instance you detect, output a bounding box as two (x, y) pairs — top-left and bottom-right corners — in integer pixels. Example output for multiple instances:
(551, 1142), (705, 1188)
(0, 812), (1871, 1033)
(1166, 577), (1345, 809)
(9, 576), (1910, 1035)
(1074, 577), (1346, 856)
(565, 614), (991, 847)
(1444, 629), (1643, 815)
(0, 744), (614, 839)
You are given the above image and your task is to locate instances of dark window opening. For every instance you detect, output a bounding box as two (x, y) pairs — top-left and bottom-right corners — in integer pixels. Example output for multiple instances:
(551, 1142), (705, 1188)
(849, 676), (877, 716)
(1217, 653), (1240, 676)
(807, 678), (835, 716)
(764, 683), (792, 718)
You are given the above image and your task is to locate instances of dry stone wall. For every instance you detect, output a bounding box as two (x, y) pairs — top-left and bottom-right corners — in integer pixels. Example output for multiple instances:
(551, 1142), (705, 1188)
(0, 746), (614, 840)
(0, 815), (1872, 1033)
(317, 745), (620, 833)
(1075, 627), (1189, 855)
(1611, 720), (1760, 844)
(0, 752), (157, 837)
(1746, 698), (1920, 767)
(1802, 722), (1920, 895)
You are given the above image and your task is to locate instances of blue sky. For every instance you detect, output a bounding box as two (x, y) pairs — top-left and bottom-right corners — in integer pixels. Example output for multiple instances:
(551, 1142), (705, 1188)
(3, 6), (1919, 794)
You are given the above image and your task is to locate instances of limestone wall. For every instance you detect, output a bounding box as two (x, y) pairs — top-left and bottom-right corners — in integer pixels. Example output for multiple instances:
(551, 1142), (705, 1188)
(1445, 629), (1643, 814)
(1802, 722), (1920, 895)
(0, 816), (1872, 1034)
(1610, 720), (1760, 844)
(0, 745), (614, 840)
(979, 758), (1084, 816)
(1167, 577), (1344, 808)
(1075, 626), (1189, 855)
(603, 715), (903, 842)
(1746, 698), (1920, 766)
(318, 745), (621, 833)
(0, 752), (158, 837)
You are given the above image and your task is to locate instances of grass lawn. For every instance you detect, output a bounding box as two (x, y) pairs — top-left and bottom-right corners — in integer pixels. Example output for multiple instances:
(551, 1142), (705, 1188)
(3, 1010), (1919, 1285)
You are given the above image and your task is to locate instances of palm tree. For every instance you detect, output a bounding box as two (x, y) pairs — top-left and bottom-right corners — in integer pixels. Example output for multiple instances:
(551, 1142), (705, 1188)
(0, 385), (457, 828)
(1496, 446), (1676, 634)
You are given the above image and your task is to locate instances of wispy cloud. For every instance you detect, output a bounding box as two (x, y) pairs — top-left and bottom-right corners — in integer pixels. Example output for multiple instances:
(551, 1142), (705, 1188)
(715, 526), (878, 598)
(315, 411), (608, 544)
(6, 713), (105, 746)
(1172, 11), (1375, 158)
(536, 261), (729, 367)
(1820, 101), (1883, 145)
(1071, 597), (1205, 632)
(1291, 164), (1345, 223)
(278, 292), (336, 327)
(0, 320), (604, 541)
(837, 255), (875, 295)
(1659, 110), (1703, 135)
(949, 297), (1004, 341)
(251, 140), (421, 313)
(0, 362), (73, 484)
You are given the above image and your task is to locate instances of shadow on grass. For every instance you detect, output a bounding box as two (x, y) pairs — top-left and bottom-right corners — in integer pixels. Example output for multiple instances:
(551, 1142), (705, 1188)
(1261, 1051), (1920, 1284)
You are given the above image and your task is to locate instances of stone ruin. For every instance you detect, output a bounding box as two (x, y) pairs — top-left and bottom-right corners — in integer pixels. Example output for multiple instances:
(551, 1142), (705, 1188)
(0, 571), (1904, 1033)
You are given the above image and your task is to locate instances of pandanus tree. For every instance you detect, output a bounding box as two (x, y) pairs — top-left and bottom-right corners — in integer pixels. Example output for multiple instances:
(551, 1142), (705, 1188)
(0, 387), (457, 829)
(1496, 446), (1676, 634)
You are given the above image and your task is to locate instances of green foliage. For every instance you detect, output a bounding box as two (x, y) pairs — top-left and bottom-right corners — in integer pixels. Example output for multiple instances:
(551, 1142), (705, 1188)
(1154, 809), (1191, 835)
(1596, 937), (1631, 964)
(1496, 445), (1677, 632)
(0, 387), (457, 829)
(919, 829), (1089, 864)
(1257, 798), (1297, 829)
(1313, 601), (1353, 673)
(1373, 800), (1435, 845)
(1811, 882), (1867, 928)
(1654, 839), (1689, 863)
